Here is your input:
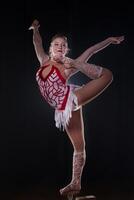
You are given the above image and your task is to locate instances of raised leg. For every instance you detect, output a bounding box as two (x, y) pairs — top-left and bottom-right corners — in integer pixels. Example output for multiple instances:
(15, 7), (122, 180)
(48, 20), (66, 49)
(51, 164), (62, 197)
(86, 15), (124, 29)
(74, 66), (113, 106)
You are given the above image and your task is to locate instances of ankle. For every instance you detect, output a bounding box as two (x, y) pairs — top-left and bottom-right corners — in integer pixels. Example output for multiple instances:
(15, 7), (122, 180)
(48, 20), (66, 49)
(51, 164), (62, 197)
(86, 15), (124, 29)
(71, 179), (81, 186)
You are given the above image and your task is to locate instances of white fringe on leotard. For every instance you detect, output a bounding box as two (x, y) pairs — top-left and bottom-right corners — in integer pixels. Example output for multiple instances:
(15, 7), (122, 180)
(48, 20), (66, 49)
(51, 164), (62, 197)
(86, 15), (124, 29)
(55, 84), (80, 131)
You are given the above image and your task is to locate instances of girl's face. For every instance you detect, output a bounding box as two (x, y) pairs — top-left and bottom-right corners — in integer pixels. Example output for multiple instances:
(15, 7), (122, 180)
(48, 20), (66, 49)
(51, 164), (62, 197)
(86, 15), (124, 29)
(50, 37), (68, 60)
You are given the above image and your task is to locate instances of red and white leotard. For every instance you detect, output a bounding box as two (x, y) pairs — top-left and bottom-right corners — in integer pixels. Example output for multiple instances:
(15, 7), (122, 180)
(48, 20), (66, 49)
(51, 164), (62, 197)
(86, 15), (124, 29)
(36, 64), (79, 130)
(36, 64), (70, 110)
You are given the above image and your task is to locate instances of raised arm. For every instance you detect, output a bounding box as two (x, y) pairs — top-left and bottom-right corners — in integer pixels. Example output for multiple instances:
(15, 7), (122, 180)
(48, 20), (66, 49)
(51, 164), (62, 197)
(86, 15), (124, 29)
(76, 36), (124, 62)
(29, 19), (49, 65)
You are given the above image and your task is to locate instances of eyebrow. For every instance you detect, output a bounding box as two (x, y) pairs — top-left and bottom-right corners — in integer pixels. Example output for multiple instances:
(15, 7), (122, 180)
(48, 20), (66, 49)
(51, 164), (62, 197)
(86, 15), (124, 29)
(53, 41), (66, 44)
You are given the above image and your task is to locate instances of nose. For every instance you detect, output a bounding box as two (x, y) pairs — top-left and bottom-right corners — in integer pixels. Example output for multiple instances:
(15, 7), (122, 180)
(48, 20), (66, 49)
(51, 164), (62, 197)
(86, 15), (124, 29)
(57, 45), (62, 51)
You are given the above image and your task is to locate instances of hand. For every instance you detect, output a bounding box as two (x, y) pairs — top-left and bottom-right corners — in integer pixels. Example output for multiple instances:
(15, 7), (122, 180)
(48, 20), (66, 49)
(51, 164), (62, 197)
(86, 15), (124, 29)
(64, 58), (81, 69)
(28, 19), (40, 30)
(110, 36), (124, 44)
(64, 58), (75, 68)
(68, 59), (82, 68)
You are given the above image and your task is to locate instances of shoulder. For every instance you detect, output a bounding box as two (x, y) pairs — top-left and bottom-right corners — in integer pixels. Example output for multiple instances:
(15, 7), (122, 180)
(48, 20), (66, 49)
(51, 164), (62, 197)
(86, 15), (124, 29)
(41, 57), (51, 66)
(40, 55), (50, 66)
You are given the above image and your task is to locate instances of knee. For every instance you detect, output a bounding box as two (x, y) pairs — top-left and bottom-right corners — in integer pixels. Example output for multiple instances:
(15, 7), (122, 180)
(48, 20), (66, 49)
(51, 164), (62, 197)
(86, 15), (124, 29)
(73, 142), (86, 153)
(102, 68), (113, 84)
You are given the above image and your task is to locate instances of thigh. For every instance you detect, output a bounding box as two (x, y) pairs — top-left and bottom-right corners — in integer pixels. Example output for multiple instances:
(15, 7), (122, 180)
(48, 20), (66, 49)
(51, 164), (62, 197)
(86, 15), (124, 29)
(74, 68), (111, 106)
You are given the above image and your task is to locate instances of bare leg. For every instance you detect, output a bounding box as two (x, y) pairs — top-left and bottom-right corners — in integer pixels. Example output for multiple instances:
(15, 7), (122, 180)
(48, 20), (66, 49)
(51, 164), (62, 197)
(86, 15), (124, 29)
(60, 66), (113, 198)
(60, 108), (86, 196)
(74, 67), (113, 106)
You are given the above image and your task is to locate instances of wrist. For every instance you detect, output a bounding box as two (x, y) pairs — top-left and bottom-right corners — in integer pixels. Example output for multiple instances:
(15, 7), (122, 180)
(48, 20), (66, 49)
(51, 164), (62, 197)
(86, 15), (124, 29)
(107, 37), (112, 43)
(33, 27), (39, 33)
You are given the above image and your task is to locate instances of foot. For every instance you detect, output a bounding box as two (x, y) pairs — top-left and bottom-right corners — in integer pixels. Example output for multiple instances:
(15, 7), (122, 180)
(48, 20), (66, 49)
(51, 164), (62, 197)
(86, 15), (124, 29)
(60, 182), (81, 196)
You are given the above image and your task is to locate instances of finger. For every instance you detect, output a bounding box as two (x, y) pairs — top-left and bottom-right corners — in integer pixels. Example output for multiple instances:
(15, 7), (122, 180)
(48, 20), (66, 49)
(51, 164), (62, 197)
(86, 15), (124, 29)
(121, 36), (125, 41)
(119, 36), (124, 41)
(28, 26), (33, 30)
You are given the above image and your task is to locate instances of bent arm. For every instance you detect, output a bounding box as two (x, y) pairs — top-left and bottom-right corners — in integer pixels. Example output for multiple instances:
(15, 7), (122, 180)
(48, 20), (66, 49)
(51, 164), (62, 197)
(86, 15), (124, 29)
(76, 36), (124, 63)
(29, 20), (49, 65)
(76, 38), (112, 62)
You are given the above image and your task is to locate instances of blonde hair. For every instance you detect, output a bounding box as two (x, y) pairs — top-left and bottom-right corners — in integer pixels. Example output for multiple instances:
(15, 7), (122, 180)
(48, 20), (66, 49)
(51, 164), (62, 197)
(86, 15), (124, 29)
(49, 33), (70, 57)
(51, 33), (68, 43)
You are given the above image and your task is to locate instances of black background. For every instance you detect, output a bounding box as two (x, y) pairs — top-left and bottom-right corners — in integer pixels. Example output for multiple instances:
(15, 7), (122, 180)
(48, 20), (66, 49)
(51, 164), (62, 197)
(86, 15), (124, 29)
(0, 1), (134, 199)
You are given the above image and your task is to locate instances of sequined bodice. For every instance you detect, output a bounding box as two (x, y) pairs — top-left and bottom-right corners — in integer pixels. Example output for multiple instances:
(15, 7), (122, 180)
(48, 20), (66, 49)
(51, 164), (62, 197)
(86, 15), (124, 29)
(36, 65), (70, 110)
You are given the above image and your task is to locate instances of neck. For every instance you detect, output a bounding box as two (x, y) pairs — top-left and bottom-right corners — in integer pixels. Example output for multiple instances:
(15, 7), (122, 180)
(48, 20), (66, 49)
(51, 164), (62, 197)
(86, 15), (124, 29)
(51, 56), (66, 64)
